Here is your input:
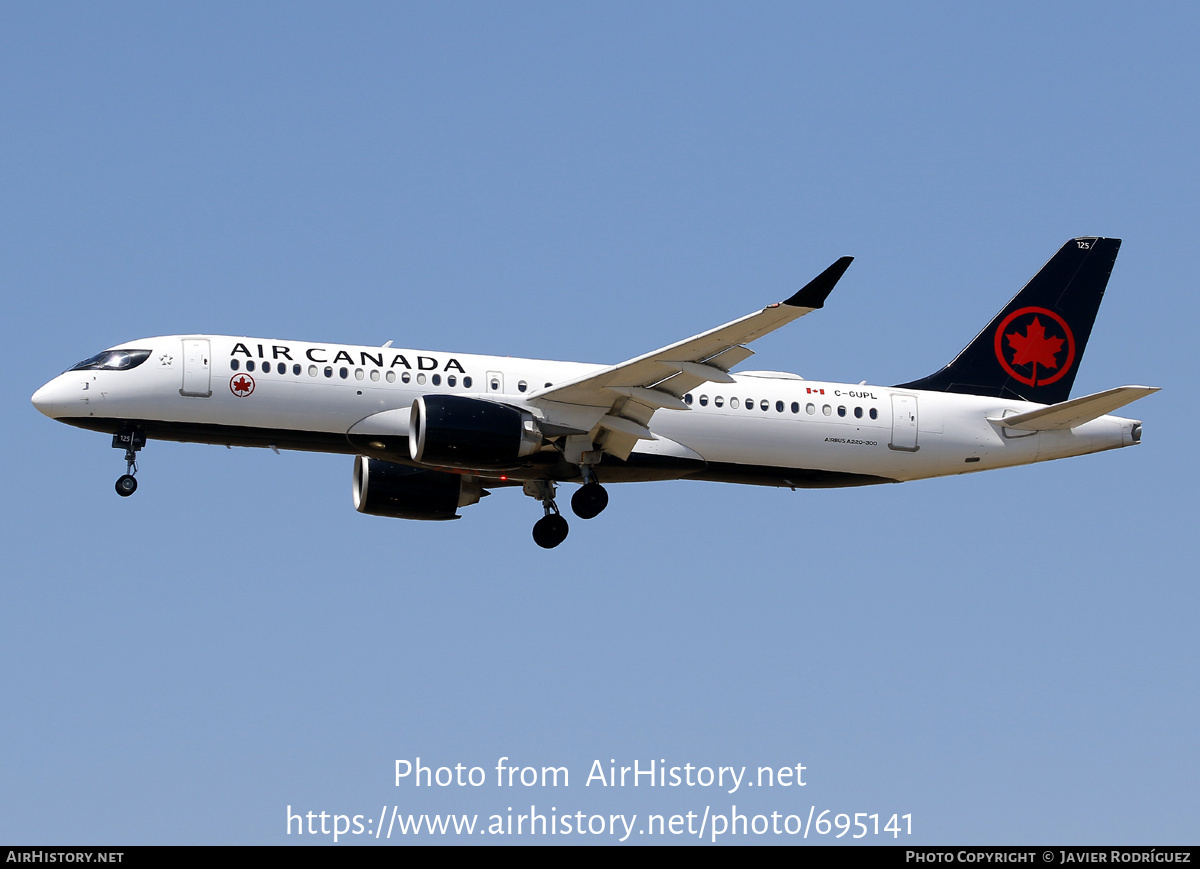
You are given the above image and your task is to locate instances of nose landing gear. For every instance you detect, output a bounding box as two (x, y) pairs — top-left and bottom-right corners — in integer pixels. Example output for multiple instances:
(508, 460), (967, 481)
(112, 428), (145, 497)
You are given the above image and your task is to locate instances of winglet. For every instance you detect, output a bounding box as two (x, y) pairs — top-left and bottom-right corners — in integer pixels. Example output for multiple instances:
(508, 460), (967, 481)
(783, 256), (853, 309)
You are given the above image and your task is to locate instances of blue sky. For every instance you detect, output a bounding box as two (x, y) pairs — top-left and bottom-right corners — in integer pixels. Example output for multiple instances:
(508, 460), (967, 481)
(2, 2), (1196, 844)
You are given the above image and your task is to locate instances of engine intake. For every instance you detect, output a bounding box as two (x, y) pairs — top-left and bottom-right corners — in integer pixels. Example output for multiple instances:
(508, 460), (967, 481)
(352, 456), (482, 521)
(409, 395), (543, 468)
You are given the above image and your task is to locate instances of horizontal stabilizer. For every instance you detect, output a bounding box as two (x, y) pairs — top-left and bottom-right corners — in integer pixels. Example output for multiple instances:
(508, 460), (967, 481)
(988, 386), (1160, 431)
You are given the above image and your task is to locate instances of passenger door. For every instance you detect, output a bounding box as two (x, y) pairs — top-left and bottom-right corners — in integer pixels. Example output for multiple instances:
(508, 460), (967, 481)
(180, 339), (212, 397)
(889, 393), (918, 451)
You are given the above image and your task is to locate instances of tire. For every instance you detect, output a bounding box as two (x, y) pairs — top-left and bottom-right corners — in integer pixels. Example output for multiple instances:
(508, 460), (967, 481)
(570, 483), (609, 519)
(115, 475), (138, 497)
(532, 513), (569, 548)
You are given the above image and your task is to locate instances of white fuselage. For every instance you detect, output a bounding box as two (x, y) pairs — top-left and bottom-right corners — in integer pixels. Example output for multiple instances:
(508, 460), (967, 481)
(32, 334), (1141, 488)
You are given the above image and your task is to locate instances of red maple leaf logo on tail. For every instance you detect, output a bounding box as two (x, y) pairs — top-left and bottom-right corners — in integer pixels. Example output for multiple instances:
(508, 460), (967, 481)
(1005, 316), (1064, 384)
(994, 307), (1075, 388)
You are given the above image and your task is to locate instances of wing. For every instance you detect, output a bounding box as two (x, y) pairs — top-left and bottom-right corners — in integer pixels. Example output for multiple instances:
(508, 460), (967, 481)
(529, 256), (853, 459)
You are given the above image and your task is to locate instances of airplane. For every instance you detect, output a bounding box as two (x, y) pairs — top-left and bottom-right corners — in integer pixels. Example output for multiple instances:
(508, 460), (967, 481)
(32, 237), (1157, 548)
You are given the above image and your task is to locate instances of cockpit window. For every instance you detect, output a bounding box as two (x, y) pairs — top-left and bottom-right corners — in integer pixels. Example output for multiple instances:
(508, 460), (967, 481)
(69, 349), (152, 372)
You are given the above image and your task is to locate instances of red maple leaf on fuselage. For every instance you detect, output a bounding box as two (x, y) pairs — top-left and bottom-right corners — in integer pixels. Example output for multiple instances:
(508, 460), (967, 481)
(1006, 316), (1063, 382)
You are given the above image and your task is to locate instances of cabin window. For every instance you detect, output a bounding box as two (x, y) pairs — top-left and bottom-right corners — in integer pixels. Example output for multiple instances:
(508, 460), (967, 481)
(417, 373), (426, 385)
(684, 393), (693, 405)
(324, 366), (333, 378)
(730, 398), (740, 409)
(806, 403), (815, 414)
(791, 402), (800, 414)
(822, 405), (831, 416)
(699, 395), (708, 406)
(432, 374), (441, 386)
(448, 375), (457, 387)
(339, 367), (348, 379)
(837, 406), (846, 417)
(518, 380), (527, 393)
(776, 401), (785, 413)
(293, 364), (301, 375)
(246, 360), (256, 372)
(385, 371), (396, 383)
(464, 376), (473, 388)
(402, 372), (411, 383)
(870, 408), (878, 420)
(308, 365), (318, 377)
(714, 396), (724, 407)
(854, 406), (863, 418)
(230, 359), (239, 371)
(355, 368), (364, 381)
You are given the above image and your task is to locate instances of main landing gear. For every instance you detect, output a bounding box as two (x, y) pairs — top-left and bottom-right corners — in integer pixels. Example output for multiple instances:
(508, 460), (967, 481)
(570, 482), (608, 520)
(525, 475), (611, 549)
(112, 428), (145, 497)
(570, 460), (609, 520)
(527, 481), (569, 549)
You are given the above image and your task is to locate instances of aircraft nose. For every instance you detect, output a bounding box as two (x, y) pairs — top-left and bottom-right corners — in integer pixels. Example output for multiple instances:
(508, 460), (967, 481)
(32, 377), (72, 419)
(32, 383), (52, 417)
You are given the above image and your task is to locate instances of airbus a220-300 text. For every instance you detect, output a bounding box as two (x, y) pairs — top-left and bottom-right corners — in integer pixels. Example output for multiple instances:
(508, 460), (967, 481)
(33, 238), (1156, 547)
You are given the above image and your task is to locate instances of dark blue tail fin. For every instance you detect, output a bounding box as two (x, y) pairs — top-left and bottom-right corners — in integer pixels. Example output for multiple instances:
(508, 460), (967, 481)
(896, 237), (1121, 403)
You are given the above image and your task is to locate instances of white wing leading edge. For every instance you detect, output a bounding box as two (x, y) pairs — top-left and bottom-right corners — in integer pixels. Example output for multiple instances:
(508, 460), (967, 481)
(529, 257), (853, 459)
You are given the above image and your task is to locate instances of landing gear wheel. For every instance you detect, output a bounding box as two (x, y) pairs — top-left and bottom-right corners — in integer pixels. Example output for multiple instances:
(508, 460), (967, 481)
(532, 513), (570, 549)
(112, 428), (145, 497)
(571, 482), (609, 519)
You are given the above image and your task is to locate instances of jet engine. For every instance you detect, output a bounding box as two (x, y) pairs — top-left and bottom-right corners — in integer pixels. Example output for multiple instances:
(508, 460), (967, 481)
(352, 456), (484, 521)
(409, 395), (543, 468)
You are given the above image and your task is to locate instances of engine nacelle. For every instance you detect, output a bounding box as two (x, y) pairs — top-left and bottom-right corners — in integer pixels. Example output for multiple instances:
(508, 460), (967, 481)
(409, 394), (543, 468)
(352, 456), (483, 521)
